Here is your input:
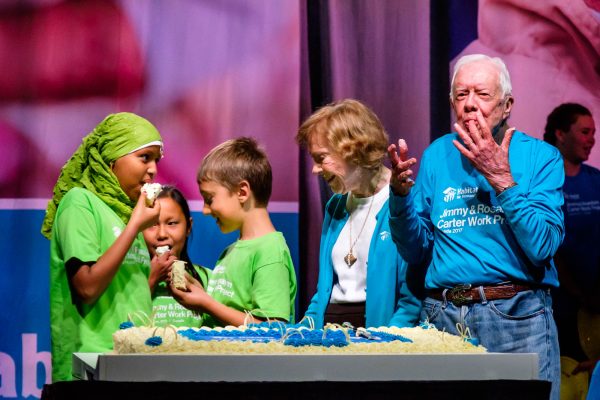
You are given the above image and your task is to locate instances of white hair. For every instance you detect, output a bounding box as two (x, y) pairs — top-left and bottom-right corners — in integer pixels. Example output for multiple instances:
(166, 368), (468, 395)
(449, 54), (512, 101)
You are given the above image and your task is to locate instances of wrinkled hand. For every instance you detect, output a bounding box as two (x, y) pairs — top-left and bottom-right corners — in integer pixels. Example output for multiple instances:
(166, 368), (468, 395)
(387, 139), (417, 196)
(170, 273), (209, 311)
(452, 111), (515, 193)
(130, 192), (161, 232)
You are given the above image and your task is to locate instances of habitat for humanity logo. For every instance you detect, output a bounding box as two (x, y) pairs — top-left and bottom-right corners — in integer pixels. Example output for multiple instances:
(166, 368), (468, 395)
(443, 186), (478, 202)
(443, 187), (457, 202)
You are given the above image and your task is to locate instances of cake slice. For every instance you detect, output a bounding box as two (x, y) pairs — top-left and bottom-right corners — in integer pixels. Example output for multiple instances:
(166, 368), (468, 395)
(171, 260), (187, 291)
(141, 183), (162, 207)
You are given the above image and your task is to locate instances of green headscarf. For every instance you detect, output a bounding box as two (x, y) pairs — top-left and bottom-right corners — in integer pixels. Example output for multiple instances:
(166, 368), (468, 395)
(41, 112), (163, 239)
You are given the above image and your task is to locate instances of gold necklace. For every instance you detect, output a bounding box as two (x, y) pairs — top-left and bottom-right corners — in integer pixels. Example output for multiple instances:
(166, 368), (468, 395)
(344, 194), (375, 267)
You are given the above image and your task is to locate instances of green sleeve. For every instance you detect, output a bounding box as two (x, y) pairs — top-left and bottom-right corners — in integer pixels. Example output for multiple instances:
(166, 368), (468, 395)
(56, 190), (102, 263)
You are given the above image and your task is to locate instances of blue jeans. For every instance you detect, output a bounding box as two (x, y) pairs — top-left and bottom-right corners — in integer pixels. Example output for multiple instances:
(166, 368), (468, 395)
(421, 287), (560, 400)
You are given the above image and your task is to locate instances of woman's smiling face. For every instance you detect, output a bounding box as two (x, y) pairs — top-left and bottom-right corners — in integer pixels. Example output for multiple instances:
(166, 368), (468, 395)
(308, 132), (358, 194)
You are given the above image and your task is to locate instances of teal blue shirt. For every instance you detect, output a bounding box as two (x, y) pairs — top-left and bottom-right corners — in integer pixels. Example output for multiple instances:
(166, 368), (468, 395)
(304, 193), (421, 328)
(389, 131), (565, 289)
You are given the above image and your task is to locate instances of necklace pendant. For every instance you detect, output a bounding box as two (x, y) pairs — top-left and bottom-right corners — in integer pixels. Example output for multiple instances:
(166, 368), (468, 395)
(344, 252), (357, 267)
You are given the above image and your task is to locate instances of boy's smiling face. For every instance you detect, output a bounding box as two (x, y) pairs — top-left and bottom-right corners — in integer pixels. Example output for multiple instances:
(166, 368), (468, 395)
(199, 179), (243, 234)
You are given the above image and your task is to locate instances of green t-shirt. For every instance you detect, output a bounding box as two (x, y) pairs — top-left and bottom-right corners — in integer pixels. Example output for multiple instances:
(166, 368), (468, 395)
(152, 264), (211, 327)
(49, 187), (152, 381)
(202, 232), (297, 328)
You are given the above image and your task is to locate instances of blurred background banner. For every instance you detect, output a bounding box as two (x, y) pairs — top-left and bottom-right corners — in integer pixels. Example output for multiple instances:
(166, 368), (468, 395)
(0, 0), (301, 201)
(1, 0), (598, 398)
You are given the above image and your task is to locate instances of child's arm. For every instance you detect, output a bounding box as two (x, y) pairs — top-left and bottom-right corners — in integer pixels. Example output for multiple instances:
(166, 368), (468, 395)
(171, 277), (268, 326)
(71, 193), (160, 304)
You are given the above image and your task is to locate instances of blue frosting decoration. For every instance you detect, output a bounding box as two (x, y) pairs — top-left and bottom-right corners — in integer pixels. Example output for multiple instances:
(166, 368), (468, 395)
(362, 330), (413, 343)
(247, 321), (288, 331)
(466, 337), (480, 346)
(284, 330), (348, 347)
(119, 321), (134, 330)
(145, 336), (163, 347)
(418, 321), (435, 330)
(178, 327), (284, 343)
(175, 325), (412, 347)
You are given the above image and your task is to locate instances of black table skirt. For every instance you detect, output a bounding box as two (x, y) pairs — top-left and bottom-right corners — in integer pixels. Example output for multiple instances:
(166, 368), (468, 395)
(42, 379), (550, 400)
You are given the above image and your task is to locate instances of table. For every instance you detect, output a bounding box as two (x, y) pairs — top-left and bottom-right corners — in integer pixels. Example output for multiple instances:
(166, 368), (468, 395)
(82, 352), (539, 382)
(42, 379), (550, 400)
(40, 352), (551, 399)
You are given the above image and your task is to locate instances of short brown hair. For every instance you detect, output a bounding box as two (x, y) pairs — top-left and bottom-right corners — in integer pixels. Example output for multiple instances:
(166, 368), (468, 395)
(296, 99), (389, 170)
(544, 103), (592, 145)
(197, 137), (272, 207)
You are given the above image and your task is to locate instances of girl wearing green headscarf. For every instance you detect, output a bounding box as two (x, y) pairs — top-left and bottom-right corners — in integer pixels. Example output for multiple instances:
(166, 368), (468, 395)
(42, 112), (164, 382)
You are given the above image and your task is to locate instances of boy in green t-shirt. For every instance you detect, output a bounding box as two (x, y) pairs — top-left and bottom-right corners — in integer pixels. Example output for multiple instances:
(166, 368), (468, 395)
(171, 137), (297, 327)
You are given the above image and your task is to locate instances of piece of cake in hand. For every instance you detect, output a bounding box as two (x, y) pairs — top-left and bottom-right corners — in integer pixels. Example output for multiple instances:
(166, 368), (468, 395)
(171, 260), (187, 291)
(141, 183), (162, 207)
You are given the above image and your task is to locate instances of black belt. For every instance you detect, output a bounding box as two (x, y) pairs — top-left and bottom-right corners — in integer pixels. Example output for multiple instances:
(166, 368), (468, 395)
(427, 283), (534, 306)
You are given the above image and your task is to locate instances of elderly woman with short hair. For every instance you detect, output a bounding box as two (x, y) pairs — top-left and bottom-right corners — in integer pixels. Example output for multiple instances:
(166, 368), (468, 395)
(296, 98), (421, 328)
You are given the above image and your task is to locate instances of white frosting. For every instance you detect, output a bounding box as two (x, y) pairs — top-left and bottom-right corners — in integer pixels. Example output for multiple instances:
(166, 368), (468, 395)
(142, 183), (163, 206)
(156, 246), (170, 256)
(112, 325), (486, 355)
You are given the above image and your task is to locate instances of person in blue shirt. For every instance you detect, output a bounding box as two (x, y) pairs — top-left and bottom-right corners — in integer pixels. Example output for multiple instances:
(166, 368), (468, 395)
(387, 54), (564, 400)
(543, 103), (600, 378)
(296, 98), (421, 329)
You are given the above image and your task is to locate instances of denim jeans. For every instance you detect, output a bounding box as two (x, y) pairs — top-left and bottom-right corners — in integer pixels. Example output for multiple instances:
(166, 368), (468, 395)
(421, 287), (560, 400)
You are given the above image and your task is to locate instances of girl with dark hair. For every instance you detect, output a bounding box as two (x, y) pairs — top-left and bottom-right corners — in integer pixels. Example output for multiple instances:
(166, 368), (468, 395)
(144, 185), (211, 327)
